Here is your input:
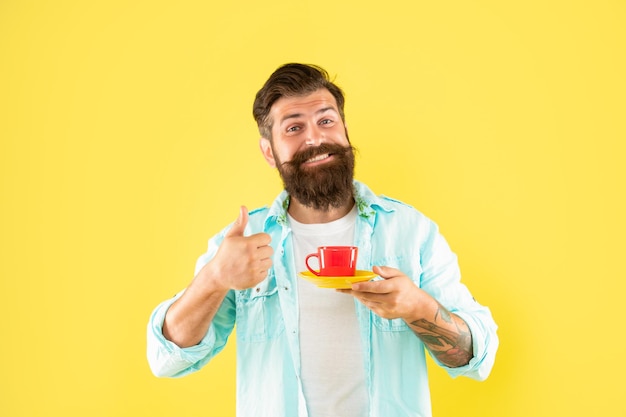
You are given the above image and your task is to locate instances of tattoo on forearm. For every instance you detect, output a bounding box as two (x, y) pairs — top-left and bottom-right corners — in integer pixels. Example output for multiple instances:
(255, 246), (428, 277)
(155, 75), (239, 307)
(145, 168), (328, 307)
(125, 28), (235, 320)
(410, 304), (473, 367)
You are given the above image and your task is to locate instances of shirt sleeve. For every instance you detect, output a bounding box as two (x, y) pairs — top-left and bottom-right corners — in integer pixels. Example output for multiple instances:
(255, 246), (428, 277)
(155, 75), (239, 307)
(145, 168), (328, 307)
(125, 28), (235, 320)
(146, 289), (236, 378)
(446, 307), (498, 380)
(146, 233), (237, 378)
(419, 219), (499, 381)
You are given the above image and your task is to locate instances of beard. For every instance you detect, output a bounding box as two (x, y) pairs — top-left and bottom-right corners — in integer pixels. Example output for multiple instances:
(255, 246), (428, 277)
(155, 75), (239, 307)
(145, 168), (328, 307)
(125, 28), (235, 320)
(275, 142), (356, 211)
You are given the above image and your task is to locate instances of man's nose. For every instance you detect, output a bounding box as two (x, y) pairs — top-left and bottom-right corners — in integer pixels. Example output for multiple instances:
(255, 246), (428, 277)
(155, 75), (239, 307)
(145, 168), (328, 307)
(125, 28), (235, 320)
(305, 124), (325, 146)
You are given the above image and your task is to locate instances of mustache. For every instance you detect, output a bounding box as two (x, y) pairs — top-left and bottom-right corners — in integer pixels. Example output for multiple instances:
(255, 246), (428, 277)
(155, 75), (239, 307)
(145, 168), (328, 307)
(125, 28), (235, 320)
(280, 143), (356, 168)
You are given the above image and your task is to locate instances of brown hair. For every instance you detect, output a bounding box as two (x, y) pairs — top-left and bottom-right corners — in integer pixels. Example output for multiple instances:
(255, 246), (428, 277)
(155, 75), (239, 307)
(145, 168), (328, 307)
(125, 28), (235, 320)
(252, 63), (346, 140)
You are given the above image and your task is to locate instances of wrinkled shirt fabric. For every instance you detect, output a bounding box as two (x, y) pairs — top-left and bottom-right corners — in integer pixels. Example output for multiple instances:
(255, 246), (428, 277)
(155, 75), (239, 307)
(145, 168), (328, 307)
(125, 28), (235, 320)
(147, 181), (498, 417)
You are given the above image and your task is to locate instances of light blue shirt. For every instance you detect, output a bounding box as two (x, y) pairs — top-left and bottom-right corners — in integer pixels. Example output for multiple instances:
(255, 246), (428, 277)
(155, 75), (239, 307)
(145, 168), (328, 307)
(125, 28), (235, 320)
(147, 181), (498, 417)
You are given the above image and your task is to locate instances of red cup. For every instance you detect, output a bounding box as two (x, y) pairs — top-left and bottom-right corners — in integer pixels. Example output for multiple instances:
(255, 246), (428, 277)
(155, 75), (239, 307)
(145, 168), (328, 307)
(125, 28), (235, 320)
(305, 246), (358, 276)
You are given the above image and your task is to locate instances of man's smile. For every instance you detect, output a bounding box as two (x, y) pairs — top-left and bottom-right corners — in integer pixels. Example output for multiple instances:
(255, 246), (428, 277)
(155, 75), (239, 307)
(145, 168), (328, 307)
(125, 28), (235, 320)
(304, 153), (332, 164)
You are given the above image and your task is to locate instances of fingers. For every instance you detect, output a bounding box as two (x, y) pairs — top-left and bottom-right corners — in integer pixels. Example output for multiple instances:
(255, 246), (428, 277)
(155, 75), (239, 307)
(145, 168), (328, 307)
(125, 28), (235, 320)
(351, 277), (394, 294)
(373, 265), (401, 279)
(225, 205), (249, 237)
(347, 265), (402, 293)
(214, 205), (275, 290)
(225, 206), (272, 247)
(338, 265), (407, 300)
(255, 241), (274, 261)
(241, 233), (272, 277)
(340, 287), (388, 304)
(248, 231), (272, 247)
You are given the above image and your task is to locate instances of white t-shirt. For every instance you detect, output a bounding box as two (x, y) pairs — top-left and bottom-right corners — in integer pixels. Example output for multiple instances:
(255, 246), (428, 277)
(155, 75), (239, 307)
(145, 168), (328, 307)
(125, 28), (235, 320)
(289, 206), (369, 417)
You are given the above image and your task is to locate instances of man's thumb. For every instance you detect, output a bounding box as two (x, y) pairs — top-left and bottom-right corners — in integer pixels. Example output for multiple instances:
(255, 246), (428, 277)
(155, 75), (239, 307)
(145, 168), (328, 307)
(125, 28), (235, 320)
(226, 205), (248, 237)
(373, 265), (395, 279)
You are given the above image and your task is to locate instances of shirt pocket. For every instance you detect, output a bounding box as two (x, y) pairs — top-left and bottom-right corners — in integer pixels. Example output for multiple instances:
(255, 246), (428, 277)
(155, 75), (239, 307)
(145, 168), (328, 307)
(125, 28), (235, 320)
(369, 255), (421, 332)
(371, 314), (410, 332)
(235, 275), (285, 343)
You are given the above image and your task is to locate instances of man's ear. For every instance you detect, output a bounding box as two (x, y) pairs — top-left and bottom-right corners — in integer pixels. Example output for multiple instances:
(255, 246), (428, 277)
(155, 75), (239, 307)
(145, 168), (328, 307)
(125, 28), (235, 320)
(259, 137), (276, 168)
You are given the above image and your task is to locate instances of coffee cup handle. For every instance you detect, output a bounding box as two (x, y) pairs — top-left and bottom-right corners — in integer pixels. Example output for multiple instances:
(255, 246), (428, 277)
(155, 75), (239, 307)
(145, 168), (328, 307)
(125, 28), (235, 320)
(305, 253), (321, 276)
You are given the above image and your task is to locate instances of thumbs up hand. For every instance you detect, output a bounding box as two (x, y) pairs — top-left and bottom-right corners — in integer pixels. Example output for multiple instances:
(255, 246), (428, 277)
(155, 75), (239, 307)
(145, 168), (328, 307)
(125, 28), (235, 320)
(204, 206), (273, 291)
(224, 205), (249, 238)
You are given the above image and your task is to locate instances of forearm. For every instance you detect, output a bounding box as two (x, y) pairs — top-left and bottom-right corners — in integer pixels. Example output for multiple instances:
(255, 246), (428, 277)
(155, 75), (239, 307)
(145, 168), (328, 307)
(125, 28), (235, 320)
(406, 298), (473, 368)
(163, 265), (229, 348)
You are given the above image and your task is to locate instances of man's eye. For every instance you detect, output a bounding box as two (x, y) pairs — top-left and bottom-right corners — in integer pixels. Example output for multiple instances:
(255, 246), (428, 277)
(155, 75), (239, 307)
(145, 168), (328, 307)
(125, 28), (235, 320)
(320, 119), (333, 125)
(287, 126), (300, 132)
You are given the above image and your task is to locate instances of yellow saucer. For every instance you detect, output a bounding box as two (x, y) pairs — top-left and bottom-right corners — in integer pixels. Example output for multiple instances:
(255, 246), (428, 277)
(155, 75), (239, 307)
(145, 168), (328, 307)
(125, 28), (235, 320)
(298, 270), (377, 289)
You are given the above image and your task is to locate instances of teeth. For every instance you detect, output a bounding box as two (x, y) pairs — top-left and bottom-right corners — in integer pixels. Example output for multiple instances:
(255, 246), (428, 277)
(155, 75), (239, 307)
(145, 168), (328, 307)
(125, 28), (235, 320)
(307, 154), (330, 163)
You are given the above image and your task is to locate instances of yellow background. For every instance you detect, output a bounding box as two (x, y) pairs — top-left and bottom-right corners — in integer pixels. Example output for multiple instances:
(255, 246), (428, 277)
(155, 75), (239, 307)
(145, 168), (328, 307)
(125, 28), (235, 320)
(1, 1), (624, 416)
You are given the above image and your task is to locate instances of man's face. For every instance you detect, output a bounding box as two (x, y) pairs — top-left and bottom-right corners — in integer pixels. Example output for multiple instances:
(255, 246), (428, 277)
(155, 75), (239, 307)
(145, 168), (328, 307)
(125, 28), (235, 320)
(260, 89), (355, 211)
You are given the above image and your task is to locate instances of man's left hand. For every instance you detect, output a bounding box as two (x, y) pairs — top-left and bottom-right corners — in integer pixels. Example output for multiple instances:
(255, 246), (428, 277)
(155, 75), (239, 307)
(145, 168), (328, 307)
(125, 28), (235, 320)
(337, 265), (433, 321)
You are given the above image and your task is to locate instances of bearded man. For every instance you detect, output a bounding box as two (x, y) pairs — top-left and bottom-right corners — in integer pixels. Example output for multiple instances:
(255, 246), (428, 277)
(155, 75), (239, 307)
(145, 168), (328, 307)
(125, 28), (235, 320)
(147, 63), (499, 417)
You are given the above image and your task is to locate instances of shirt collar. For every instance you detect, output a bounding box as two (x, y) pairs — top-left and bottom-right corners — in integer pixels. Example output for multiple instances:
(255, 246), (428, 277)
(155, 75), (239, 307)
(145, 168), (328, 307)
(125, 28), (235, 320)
(264, 180), (395, 229)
